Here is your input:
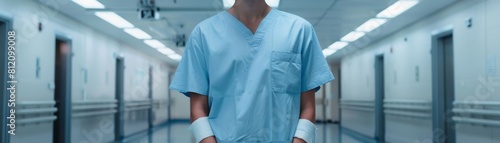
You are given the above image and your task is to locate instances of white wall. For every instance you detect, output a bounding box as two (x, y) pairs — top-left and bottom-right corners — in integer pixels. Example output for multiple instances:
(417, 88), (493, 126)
(340, 53), (376, 137)
(315, 84), (325, 121)
(339, 0), (500, 142)
(319, 64), (340, 122)
(0, 0), (171, 142)
(329, 64), (340, 122)
(169, 87), (190, 120)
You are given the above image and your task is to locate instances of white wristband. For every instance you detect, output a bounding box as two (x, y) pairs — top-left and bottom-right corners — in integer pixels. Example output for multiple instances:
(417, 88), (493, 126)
(294, 119), (317, 143)
(188, 117), (214, 143)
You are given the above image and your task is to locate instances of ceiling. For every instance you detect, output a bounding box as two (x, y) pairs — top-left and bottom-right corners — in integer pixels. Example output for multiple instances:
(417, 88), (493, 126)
(36, 0), (458, 66)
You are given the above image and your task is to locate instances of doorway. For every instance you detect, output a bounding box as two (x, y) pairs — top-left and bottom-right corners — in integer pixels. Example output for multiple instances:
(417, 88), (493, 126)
(148, 66), (153, 129)
(53, 37), (73, 143)
(374, 55), (385, 142)
(115, 57), (125, 142)
(432, 30), (455, 143)
(0, 18), (11, 143)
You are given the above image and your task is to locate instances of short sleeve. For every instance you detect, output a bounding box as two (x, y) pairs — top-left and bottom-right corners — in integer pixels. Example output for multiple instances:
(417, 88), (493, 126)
(169, 27), (209, 97)
(300, 24), (335, 92)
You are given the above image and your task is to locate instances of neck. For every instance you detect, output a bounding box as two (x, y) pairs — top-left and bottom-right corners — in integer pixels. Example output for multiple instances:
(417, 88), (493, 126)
(229, 0), (271, 20)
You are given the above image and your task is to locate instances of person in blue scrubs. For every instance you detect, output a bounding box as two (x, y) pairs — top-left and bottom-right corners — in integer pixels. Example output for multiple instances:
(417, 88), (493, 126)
(170, 0), (334, 142)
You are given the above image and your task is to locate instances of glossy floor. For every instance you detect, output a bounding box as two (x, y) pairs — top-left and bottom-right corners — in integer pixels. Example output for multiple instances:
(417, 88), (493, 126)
(124, 123), (378, 143)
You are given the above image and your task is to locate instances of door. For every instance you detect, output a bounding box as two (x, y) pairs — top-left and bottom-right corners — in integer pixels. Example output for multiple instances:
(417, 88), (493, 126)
(432, 31), (455, 143)
(114, 57), (125, 141)
(0, 18), (11, 143)
(374, 55), (385, 142)
(148, 66), (153, 129)
(53, 38), (72, 143)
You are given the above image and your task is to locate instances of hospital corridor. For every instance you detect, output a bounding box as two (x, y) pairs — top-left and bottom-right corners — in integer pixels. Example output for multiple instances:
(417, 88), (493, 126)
(1, 0), (500, 143)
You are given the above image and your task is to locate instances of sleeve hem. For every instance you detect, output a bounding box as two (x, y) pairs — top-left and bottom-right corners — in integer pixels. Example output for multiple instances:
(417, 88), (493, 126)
(169, 85), (208, 97)
(302, 71), (335, 93)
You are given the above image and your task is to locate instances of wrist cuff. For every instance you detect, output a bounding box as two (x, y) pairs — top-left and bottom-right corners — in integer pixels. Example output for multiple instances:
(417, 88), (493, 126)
(188, 117), (214, 143)
(294, 119), (317, 143)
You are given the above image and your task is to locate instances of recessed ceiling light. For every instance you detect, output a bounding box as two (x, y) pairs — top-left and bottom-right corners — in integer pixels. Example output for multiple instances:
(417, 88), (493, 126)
(95, 12), (134, 28)
(168, 54), (182, 61)
(355, 18), (388, 32)
(341, 31), (366, 42)
(376, 0), (419, 18)
(328, 41), (349, 50)
(322, 48), (337, 57)
(157, 47), (176, 55)
(222, 0), (280, 8)
(72, 0), (105, 9)
(144, 40), (166, 48)
(265, 0), (281, 8)
(124, 28), (152, 39)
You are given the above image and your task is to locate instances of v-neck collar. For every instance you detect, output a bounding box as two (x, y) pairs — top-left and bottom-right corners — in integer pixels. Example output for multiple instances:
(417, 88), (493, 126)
(223, 8), (280, 47)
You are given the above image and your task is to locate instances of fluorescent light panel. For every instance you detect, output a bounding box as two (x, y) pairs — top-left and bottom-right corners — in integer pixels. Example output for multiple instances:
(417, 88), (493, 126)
(223, 0), (280, 8)
(157, 47), (176, 55)
(341, 31), (366, 42)
(168, 54), (182, 61)
(376, 0), (419, 18)
(144, 40), (166, 48)
(124, 28), (152, 39)
(328, 41), (349, 50)
(355, 18), (388, 32)
(265, 0), (280, 8)
(72, 0), (105, 9)
(95, 12), (134, 28)
(322, 48), (337, 57)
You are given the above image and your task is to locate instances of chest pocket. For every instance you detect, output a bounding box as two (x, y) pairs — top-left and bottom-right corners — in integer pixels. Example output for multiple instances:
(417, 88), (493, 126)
(270, 51), (301, 94)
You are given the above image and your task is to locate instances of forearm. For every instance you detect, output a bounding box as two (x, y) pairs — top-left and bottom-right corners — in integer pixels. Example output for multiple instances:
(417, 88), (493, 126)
(299, 89), (316, 122)
(190, 92), (210, 123)
(294, 89), (317, 143)
(189, 93), (216, 143)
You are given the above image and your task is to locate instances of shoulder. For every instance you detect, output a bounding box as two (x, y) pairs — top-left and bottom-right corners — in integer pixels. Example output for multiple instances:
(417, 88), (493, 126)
(190, 12), (226, 37)
(276, 10), (315, 30)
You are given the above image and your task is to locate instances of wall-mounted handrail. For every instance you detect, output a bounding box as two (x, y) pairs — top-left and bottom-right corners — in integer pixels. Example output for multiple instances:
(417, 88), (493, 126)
(384, 99), (431, 104)
(123, 100), (152, 112)
(73, 100), (117, 104)
(452, 101), (500, 127)
(341, 102), (373, 107)
(340, 106), (374, 112)
(72, 110), (117, 118)
(341, 100), (373, 106)
(124, 106), (151, 112)
(17, 101), (56, 106)
(452, 117), (500, 127)
(340, 100), (374, 112)
(124, 100), (151, 103)
(453, 101), (500, 106)
(124, 102), (151, 107)
(384, 110), (430, 119)
(72, 104), (117, 110)
(17, 116), (57, 124)
(153, 100), (169, 109)
(383, 99), (431, 119)
(17, 108), (58, 115)
(341, 99), (373, 102)
(383, 104), (431, 110)
(17, 101), (58, 125)
(72, 100), (118, 118)
(453, 109), (500, 116)
(124, 100), (151, 106)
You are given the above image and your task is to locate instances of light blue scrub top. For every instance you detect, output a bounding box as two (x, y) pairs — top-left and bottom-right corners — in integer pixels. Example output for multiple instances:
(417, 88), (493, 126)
(170, 9), (334, 143)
